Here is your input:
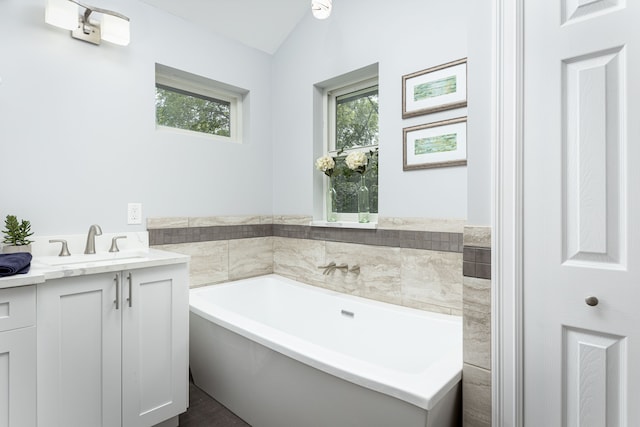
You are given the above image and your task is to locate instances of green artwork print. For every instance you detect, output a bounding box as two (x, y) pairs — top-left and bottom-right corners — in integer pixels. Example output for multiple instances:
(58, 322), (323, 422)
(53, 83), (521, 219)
(415, 133), (458, 155)
(414, 75), (457, 101)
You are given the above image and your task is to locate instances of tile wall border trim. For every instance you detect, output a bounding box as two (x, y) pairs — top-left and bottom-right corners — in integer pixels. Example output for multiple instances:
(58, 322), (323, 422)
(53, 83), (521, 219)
(149, 223), (464, 253)
(462, 246), (491, 279)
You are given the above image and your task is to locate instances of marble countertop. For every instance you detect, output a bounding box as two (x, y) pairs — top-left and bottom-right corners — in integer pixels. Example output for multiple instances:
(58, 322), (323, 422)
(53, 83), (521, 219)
(0, 248), (189, 290)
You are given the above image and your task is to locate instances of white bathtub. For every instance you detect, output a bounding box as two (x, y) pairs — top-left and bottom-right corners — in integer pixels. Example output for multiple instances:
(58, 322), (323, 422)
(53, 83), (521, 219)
(189, 274), (462, 427)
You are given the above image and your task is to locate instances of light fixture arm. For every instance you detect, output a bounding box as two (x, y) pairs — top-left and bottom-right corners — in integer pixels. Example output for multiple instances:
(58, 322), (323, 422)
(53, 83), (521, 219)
(69, 0), (130, 22)
(80, 7), (93, 34)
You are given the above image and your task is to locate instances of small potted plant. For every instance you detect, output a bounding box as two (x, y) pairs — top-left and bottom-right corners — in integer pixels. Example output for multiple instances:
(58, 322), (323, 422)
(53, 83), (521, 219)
(2, 215), (34, 253)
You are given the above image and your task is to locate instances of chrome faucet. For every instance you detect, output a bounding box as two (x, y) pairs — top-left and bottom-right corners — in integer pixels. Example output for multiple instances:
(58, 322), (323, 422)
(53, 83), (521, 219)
(84, 224), (103, 254)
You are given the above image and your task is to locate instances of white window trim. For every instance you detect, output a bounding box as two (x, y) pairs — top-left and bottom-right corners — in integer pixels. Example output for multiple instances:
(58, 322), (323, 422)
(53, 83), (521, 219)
(155, 67), (244, 143)
(327, 77), (379, 154)
(323, 77), (379, 224)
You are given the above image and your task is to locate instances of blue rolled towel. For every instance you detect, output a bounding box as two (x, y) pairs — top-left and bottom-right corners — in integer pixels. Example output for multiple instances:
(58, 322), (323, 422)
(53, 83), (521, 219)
(0, 252), (33, 277)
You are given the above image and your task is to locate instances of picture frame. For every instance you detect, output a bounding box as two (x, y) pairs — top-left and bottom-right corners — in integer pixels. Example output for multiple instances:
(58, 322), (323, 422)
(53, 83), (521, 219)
(402, 58), (467, 119)
(403, 117), (467, 171)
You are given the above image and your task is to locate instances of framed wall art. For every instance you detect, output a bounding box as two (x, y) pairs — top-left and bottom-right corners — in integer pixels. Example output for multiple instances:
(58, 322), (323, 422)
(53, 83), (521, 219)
(403, 116), (467, 170)
(402, 58), (467, 118)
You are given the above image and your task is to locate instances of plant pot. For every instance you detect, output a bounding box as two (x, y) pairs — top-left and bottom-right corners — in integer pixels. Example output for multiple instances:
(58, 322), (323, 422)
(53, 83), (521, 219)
(2, 244), (32, 254)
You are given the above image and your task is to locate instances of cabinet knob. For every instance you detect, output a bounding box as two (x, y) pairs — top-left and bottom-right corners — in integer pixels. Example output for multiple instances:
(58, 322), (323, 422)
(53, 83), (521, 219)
(585, 296), (599, 307)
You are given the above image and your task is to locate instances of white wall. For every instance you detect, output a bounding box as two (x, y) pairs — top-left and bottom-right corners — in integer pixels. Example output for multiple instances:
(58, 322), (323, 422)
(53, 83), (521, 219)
(271, 0), (469, 219)
(466, 0), (492, 226)
(0, 0), (475, 237)
(0, 0), (273, 235)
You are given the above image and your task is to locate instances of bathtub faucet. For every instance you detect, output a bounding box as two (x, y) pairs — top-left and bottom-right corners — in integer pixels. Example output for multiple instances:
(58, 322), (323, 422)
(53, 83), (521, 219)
(318, 262), (336, 275)
(318, 262), (348, 275)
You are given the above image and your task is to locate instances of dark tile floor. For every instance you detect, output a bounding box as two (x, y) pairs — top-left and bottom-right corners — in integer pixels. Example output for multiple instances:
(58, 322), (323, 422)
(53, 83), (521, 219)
(179, 382), (251, 427)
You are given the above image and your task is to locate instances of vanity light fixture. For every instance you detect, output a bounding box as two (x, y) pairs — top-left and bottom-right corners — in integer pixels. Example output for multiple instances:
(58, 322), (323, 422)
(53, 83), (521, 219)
(311, 0), (332, 20)
(45, 0), (130, 46)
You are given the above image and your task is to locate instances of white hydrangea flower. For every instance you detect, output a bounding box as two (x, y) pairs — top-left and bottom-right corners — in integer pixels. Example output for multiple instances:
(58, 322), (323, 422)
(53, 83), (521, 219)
(345, 151), (367, 170)
(315, 155), (335, 172)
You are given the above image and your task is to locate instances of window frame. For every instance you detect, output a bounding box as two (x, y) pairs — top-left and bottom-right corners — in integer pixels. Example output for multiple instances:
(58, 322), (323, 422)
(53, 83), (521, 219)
(324, 77), (379, 224)
(155, 67), (243, 143)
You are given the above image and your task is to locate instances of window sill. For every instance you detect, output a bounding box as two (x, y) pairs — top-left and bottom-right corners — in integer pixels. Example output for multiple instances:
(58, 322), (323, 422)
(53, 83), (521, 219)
(310, 220), (377, 230)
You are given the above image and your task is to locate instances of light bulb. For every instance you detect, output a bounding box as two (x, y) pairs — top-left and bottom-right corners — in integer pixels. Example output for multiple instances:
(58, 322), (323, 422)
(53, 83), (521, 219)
(312, 0), (332, 20)
(45, 0), (78, 31)
(102, 13), (130, 46)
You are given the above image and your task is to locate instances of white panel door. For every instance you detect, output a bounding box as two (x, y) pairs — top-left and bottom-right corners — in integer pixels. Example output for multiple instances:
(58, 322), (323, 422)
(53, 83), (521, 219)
(524, 1), (640, 426)
(37, 274), (122, 427)
(121, 265), (188, 427)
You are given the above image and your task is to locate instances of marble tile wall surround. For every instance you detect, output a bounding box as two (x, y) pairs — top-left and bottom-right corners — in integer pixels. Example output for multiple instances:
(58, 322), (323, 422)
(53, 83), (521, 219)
(462, 226), (492, 248)
(462, 225), (492, 427)
(324, 242), (403, 306)
(272, 215), (312, 225)
(147, 215), (272, 229)
(378, 217), (466, 233)
(154, 241), (229, 287)
(400, 249), (463, 314)
(272, 237), (326, 288)
(148, 215), (465, 314)
(154, 237), (274, 287)
(148, 216), (278, 288)
(228, 237), (274, 280)
(189, 215), (273, 227)
(271, 238), (463, 313)
(147, 217), (190, 230)
(462, 364), (491, 427)
(149, 216), (463, 253)
(463, 277), (491, 369)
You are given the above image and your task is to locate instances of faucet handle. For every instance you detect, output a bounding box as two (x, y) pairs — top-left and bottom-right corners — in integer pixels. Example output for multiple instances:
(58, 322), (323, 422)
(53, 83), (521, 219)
(109, 235), (127, 253)
(49, 239), (71, 257)
(318, 261), (336, 269)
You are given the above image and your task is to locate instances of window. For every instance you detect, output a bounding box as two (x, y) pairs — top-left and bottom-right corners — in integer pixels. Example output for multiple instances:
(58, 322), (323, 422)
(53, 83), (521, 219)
(326, 77), (379, 222)
(155, 64), (244, 142)
(155, 85), (231, 137)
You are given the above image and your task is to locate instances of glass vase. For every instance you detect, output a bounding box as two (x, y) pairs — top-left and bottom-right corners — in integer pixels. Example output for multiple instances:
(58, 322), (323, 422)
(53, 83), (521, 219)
(326, 176), (338, 222)
(357, 174), (370, 223)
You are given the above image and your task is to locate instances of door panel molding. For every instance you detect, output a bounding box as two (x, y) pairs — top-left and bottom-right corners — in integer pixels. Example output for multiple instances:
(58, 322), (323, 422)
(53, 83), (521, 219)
(562, 46), (627, 269)
(563, 327), (627, 427)
(562, 0), (626, 25)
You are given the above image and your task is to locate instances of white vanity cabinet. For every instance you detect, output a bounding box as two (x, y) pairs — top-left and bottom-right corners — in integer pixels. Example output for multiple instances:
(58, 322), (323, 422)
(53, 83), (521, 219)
(37, 263), (188, 427)
(0, 285), (36, 427)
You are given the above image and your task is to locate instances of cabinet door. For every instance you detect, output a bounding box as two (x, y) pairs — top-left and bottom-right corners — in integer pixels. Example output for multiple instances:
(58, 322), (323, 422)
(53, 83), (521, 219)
(0, 285), (36, 427)
(122, 264), (188, 427)
(37, 273), (122, 427)
(0, 327), (36, 427)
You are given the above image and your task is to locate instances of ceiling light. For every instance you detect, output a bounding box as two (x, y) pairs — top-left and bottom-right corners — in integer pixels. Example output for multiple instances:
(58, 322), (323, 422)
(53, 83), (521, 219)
(312, 0), (332, 20)
(45, 0), (130, 46)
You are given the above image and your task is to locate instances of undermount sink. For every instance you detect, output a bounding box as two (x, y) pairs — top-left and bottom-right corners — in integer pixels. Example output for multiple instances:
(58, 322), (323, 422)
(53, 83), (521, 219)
(38, 251), (148, 267)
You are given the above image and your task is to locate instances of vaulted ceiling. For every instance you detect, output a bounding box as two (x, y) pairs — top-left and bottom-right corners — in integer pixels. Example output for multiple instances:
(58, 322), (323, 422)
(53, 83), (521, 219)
(138, 0), (310, 54)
